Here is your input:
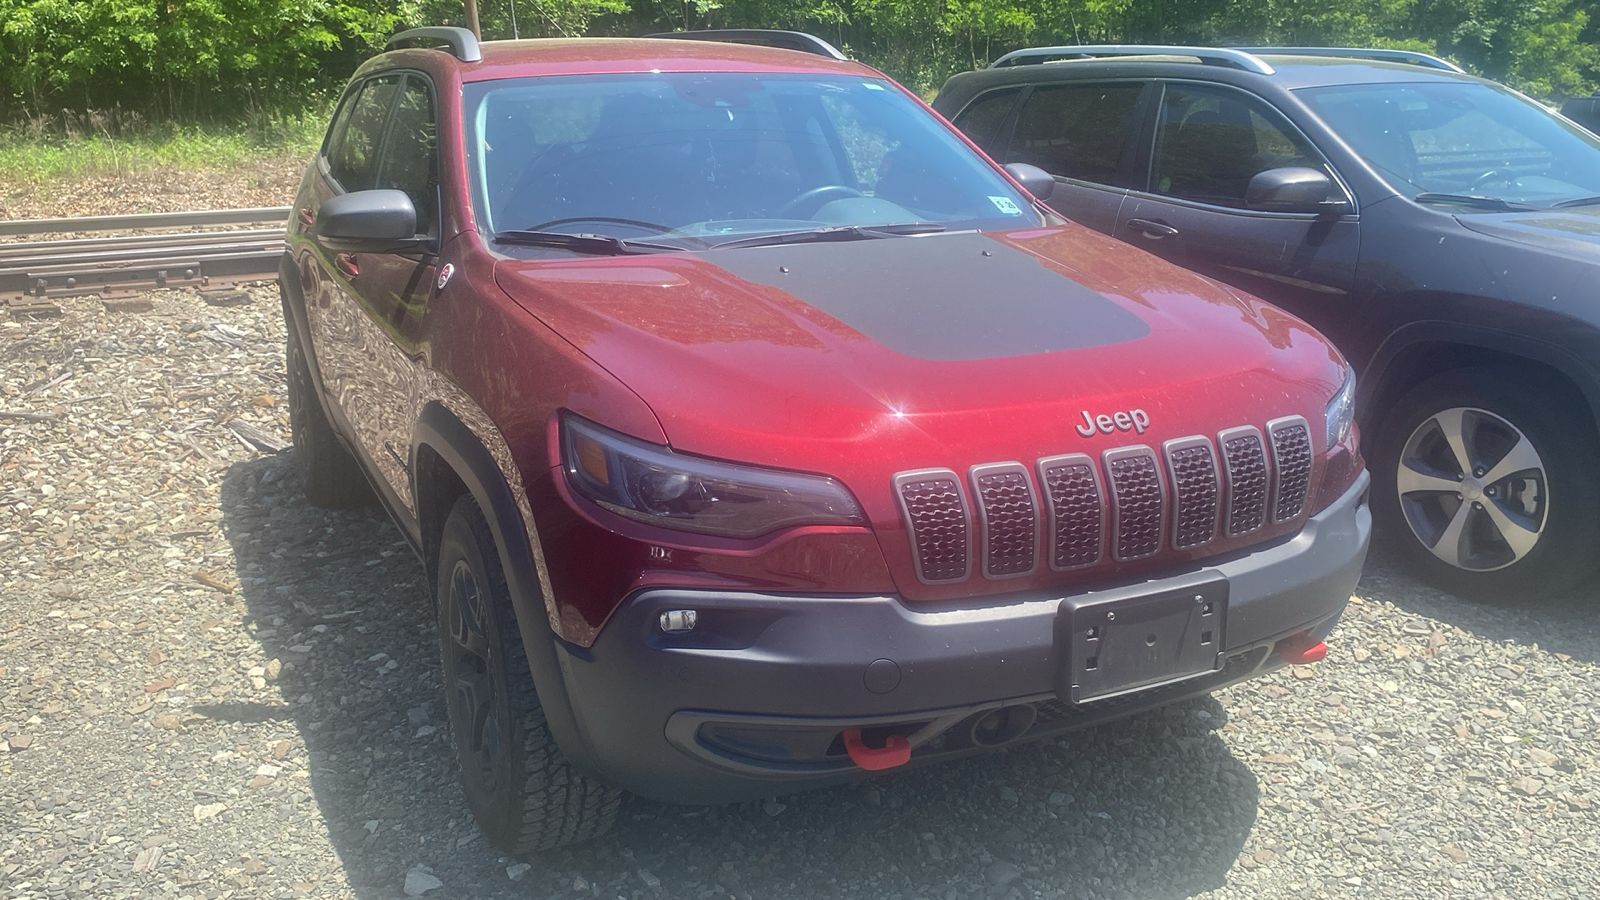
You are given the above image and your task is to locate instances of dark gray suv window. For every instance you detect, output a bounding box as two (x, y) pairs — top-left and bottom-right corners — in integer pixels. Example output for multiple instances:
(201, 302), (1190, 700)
(1009, 83), (1143, 184)
(1151, 84), (1324, 208)
(950, 88), (1020, 156)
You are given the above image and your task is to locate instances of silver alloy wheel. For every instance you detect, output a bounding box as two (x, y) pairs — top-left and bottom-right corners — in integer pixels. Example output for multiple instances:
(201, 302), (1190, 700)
(1395, 406), (1547, 571)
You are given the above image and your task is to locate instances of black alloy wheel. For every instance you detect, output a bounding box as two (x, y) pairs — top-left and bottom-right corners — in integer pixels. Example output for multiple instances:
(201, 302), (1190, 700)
(434, 495), (622, 854)
(284, 315), (369, 508)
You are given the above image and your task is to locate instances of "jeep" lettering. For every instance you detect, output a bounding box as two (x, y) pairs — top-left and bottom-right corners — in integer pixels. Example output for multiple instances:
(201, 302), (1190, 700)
(1075, 408), (1150, 437)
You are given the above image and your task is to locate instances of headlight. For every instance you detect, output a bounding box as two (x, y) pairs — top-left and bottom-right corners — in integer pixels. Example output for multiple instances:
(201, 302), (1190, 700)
(1325, 364), (1357, 450)
(560, 413), (866, 538)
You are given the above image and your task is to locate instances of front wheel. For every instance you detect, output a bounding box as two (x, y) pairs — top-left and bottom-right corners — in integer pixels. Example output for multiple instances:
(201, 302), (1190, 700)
(435, 495), (622, 854)
(1370, 366), (1600, 602)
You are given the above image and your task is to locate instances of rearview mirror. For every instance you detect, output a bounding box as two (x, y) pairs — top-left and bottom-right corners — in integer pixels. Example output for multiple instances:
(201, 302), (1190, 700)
(1246, 168), (1346, 214)
(314, 189), (423, 252)
(1004, 163), (1056, 201)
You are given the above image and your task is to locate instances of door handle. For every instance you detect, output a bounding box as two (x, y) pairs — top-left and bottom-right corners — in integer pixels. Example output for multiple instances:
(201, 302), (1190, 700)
(335, 253), (359, 278)
(1126, 218), (1179, 239)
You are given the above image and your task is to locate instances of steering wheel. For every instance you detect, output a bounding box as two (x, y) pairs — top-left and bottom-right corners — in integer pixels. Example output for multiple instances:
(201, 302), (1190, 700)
(777, 185), (865, 219)
(1468, 169), (1516, 191)
(524, 216), (677, 235)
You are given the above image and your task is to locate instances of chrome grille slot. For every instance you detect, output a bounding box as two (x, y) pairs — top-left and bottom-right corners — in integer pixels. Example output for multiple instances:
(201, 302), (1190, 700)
(1163, 436), (1220, 550)
(970, 463), (1039, 578)
(1038, 453), (1104, 570)
(893, 469), (971, 584)
(1103, 446), (1165, 561)
(1219, 425), (1269, 537)
(1267, 416), (1313, 522)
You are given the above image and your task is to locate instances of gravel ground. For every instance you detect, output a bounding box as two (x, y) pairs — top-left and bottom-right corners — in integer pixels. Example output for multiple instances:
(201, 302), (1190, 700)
(2, 289), (1598, 900)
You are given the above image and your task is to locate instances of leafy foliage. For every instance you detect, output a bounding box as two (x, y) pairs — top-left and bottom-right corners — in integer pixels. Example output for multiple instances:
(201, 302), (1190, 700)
(0, 0), (1595, 123)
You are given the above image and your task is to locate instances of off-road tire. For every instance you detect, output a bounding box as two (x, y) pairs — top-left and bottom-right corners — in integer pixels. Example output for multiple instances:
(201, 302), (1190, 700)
(284, 324), (369, 508)
(435, 494), (622, 854)
(1371, 366), (1600, 602)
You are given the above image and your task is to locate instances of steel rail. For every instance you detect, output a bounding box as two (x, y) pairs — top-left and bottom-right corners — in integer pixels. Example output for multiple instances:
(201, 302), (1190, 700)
(0, 206), (290, 238)
(1, 208), (290, 309)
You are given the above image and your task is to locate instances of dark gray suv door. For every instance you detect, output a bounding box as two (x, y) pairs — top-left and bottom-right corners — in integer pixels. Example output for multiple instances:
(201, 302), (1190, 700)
(1114, 83), (1360, 330)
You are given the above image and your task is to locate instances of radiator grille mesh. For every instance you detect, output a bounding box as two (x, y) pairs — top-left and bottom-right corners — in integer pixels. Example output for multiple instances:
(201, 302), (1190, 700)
(1222, 433), (1269, 536)
(898, 474), (969, 582)
(974, 469), (1038, 576)
(1107, 453), (1164, 560)
(1270, 422), (1313, 522)
(1167, 442), (1219, 549)
(1041, 460), (1103, 569)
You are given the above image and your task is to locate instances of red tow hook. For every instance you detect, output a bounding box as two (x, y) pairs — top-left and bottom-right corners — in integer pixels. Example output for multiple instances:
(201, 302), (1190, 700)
(842, 729), (912, 771)
(1278, 633), (1329, 665)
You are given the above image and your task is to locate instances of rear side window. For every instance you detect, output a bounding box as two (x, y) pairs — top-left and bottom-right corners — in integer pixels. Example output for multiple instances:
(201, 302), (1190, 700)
(952, 88), (1021, 156)
(1008, 83), (1143, 184)
(378, 76), (439, 234)
(1151, 84), (1325, 208)
(327, 75), (401, 192)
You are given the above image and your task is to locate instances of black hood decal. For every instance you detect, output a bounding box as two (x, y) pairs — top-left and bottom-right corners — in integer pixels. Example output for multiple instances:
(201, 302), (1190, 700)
(709, 231), (1150, 361)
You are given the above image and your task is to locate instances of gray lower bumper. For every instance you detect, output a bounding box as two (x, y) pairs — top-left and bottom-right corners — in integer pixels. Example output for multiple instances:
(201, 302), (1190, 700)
(554, 471), (1370, 803)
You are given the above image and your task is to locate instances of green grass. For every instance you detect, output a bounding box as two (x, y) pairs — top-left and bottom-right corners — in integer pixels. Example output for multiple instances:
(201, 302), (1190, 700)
(0, 108), (328, 184)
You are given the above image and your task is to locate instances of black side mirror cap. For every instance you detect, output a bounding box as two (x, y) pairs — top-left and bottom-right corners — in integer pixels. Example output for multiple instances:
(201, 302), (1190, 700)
(1246, 167), (1347, 214)
(314, 189), (423, 252)
(1004, 162), (1056, 201)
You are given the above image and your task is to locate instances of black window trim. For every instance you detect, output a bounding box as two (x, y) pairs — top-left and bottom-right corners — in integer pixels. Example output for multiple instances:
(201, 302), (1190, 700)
(319, 70), (443, 244)
(1130, 79), (1358, 218)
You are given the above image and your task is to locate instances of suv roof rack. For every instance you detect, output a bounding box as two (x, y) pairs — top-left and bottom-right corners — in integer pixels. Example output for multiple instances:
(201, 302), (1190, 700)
(988, 45), (1275, 74)
(645, 29), (848, 61)
(387, 26), (482, 63)
(1237, 47), (1464, 73)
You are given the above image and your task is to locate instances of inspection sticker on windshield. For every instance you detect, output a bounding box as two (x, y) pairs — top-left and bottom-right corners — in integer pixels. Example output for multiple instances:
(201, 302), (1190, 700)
(989, 196), (1023, 215)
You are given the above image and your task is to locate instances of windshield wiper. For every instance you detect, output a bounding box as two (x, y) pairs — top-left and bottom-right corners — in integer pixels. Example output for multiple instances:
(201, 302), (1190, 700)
(1413, 193), (1537, 212)
(710, 222), (946, 251)
(1548, 195), (1600, 209)
(493, 230), (687, 255)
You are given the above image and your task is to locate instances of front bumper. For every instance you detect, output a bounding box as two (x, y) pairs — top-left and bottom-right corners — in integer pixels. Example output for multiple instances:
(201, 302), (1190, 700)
(552, 471), (1370, 804)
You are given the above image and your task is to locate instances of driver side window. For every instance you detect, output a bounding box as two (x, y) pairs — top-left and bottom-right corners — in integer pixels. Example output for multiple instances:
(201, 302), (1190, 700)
(1151, 85), (1329, 208)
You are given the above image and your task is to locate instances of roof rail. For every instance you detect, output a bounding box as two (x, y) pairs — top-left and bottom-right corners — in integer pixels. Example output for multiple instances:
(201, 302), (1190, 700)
(989, 45), (1274, 75)
(1237, 47), (1464, 73)
(645, 29), (848, 61)
(387, 26), (482, 63)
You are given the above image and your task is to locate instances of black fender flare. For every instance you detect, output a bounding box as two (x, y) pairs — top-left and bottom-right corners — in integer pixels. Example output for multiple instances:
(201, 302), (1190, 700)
(1359, 320), (1600, 429)
(410, 402), (598, 774)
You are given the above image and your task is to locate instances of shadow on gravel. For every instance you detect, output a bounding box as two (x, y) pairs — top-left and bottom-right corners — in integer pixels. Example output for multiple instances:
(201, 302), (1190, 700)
(219, 452), (1260, 900)
(1361, 549), (1600, 665)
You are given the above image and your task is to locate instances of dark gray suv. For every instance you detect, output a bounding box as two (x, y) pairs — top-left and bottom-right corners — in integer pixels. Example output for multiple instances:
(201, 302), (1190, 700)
(935, 46), (1600, 603)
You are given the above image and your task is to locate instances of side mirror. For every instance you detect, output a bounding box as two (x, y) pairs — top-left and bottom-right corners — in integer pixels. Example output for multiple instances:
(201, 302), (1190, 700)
(1004, 162), (1055, 201)
(314, 189), (422, 252)
(1246, 167), (1345, 214)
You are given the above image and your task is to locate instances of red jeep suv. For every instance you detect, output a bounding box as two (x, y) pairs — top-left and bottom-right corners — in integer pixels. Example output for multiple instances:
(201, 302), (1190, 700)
(280, 27), (1370, 853)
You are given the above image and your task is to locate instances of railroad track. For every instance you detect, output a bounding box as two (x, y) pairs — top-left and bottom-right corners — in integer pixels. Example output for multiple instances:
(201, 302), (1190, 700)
(1, 207), (289, 314)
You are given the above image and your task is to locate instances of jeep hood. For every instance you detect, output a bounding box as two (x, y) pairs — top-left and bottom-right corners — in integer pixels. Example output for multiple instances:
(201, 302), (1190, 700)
(493, 225), (1345, 472)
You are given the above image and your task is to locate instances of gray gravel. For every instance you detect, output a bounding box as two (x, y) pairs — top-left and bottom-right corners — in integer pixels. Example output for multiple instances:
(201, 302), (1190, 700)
(2, 289), (1598, 900)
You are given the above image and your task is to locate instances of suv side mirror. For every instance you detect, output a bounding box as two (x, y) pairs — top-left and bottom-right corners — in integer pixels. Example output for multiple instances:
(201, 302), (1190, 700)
(315, 189), (423, 252)
(1004, 163), (1055, 201)
(1246, 167), (1346, 214)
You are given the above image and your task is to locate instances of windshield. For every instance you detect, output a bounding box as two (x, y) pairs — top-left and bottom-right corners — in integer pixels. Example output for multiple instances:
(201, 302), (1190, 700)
(464, 73), (1039, 247)
(1300, 81), (1600, 207)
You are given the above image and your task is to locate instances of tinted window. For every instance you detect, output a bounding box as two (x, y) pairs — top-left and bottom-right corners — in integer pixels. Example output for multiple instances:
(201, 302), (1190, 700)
(379, 76), (438, 234)
(1303, 81), (1600, 205)
(952, 89), (1021, 156)
(1151, 84), (1324, 208)
(327, 75), (401, 192)
(465, 73), (1039, 242)
(1009, 83), (1143, 184)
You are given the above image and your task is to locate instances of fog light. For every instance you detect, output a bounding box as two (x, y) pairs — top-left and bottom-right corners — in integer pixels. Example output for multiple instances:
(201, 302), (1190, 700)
(659, 609), (698, 634)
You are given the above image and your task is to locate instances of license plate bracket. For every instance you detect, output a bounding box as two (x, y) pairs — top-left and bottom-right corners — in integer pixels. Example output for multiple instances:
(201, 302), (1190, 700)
(1058, 574), (1228, 704)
